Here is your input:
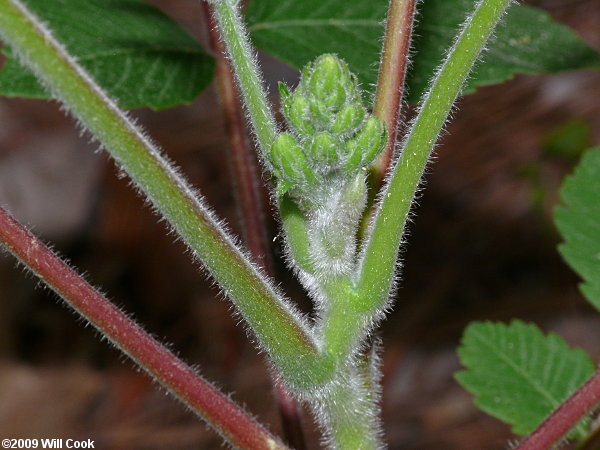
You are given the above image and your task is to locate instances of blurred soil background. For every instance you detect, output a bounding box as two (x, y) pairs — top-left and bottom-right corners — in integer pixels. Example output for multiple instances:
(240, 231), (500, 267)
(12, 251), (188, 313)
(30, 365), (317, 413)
(0, 0), (599, 448)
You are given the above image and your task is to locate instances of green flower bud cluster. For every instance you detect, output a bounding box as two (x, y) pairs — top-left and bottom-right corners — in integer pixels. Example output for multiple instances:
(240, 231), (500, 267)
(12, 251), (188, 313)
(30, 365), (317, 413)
(268, 54), (387, 197)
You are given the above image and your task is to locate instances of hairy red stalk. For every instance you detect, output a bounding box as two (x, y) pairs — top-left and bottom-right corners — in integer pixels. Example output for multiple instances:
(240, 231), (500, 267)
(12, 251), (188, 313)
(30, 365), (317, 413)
(516, 368), (600, 450)
(372, 0), (418, 183)
(0, 205), (287, 450)
(202, 4), (307, 448)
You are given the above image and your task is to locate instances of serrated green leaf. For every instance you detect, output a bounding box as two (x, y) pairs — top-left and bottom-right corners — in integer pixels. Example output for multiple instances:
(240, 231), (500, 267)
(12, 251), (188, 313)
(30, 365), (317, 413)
(456, 320), (594, 437)
(246, 0), (600, 102)
(555, 148), (600, 310)
(0, 0), (214, 109)
(408, 0), (600, 101)
(246, 0), (385, 98)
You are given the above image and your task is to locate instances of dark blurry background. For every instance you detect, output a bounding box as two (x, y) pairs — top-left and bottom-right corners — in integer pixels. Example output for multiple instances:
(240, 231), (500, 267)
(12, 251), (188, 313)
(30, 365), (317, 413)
(0, 0), (599, 448)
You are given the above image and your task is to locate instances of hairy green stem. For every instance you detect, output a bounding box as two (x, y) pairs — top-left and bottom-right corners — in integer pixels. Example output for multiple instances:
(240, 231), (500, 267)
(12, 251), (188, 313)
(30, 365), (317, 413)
(312, 366), (382, 450)
(203, 2), (273, 272)
(209, 0), (279, 157)
(0, 206), (288, 450)
(355, 0), (514, 314)
(203, 4), (307, 447)
(0, 0), (325, 389)
(280, 195), (315, 275)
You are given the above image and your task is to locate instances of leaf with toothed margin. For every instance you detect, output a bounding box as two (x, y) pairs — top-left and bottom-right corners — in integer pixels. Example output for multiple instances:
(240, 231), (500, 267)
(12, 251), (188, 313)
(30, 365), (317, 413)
(456, 320), (594, 438)
(245, 0), (600, 102)
(554, 148), (600, 311)
(0, 0), (214, 110)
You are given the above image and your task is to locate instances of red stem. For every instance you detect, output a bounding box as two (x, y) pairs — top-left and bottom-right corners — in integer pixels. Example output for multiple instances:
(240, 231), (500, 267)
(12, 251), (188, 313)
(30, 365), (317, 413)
(372, 0), (418, 183)
(516, 368), (600, 450)
(202, 4), (307, 449)
(0, 205), (287, 450)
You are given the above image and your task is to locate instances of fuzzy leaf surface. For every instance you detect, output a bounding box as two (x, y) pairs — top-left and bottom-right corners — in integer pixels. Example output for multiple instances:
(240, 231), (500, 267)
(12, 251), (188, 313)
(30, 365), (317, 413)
(456, 320), (594, 437)
(246, 0), (600, 102)
(0, 0), (214, 109)
(555, 148), (600, 310)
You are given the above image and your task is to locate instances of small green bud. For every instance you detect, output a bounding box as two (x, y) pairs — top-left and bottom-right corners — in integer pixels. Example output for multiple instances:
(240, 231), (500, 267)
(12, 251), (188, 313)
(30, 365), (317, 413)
(331, 103), (365, 136)
(321, 84), (347, 110)
(309, 55), (342, 93)
(361, 117), (387, 163)
(270, 133), (318, 186)
(307, 96), (331, 127)
(279, 55), (366, 139)
(343, 141), (362, 173)
(270, 132), (302, 178)
(308, 132), (339, 165)
(284, 93), (315, 136)
(344, 116), (387, 172)
(306, 54), (351, 110)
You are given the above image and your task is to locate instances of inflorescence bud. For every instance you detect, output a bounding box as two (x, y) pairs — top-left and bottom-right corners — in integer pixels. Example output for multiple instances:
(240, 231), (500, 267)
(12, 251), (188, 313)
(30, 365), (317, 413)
(308, 132), (339, 164)
(331, 104), (365, 137)
(270, 132), (318, 196)
(307, 54), (349, 110)
(344, 116), (387, 173)
(285, 93), (315, 136)
(269, 54), (387, 200)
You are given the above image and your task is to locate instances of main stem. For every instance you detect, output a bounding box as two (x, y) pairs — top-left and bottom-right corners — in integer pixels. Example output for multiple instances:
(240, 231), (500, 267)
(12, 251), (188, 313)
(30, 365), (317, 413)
(207, 1), (387, 446)
(314, 368), (382, 450)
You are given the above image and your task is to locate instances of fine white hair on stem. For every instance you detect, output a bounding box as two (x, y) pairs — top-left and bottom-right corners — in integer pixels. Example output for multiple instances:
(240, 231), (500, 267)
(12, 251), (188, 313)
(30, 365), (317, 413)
(209, 0), (279, 162)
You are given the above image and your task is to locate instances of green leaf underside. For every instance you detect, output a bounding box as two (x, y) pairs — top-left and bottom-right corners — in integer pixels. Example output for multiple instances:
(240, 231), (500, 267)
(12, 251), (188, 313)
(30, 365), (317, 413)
(555, 148), (600, 310)
(456, 320), (594, 437)
(0, 0), (214, 109)
(246, 0), (600, 102)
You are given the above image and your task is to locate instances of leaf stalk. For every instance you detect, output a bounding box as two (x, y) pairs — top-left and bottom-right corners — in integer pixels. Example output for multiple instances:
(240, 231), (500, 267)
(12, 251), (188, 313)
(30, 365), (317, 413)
(372, 0), (418, 181)
(209, 0), (279, 157)
(203, 3), (306, 447)
(517, 368), (600, 450)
